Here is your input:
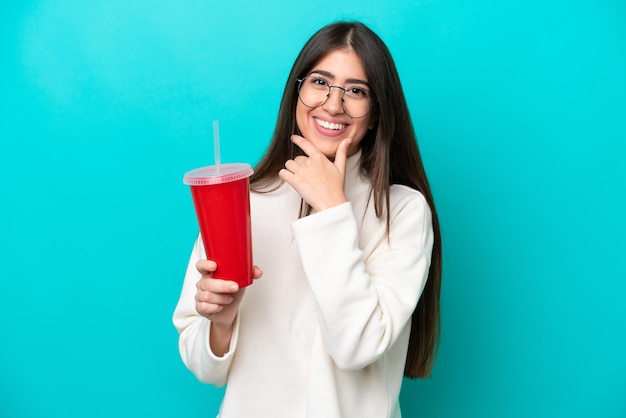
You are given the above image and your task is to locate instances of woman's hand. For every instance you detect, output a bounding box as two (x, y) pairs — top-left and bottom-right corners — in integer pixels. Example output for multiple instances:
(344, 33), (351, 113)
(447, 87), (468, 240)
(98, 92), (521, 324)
(279, 135), (352, 212)
(195, 259), (262, 356)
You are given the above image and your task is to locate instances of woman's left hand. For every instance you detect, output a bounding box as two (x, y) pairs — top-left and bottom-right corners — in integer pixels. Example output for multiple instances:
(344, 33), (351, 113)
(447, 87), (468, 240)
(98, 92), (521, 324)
(279, 135), (352, 212)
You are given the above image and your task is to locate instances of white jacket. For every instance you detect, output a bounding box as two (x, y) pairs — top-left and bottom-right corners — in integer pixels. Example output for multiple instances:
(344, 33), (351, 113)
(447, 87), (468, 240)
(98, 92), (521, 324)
(173, 151), (434, 417)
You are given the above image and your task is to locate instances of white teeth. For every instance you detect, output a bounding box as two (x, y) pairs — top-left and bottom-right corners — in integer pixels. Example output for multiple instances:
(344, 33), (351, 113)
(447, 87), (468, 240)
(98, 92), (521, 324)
(316, 118), (345, 130)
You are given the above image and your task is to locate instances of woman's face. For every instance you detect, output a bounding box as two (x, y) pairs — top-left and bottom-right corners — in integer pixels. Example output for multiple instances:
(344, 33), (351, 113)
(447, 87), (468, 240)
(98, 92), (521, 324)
(295, 49), (374, 159)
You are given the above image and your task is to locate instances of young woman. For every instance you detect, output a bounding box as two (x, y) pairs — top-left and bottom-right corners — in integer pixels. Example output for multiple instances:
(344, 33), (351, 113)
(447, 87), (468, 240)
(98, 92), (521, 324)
(173, 21), (442, 418)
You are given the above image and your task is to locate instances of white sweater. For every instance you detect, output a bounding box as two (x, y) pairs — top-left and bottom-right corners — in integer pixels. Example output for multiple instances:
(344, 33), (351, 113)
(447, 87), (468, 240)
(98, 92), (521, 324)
(173, 151), (434, 418)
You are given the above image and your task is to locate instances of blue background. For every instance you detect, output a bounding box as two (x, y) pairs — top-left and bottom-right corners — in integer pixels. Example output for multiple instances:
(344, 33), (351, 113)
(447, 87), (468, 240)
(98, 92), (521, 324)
(1, 1), (625, 417)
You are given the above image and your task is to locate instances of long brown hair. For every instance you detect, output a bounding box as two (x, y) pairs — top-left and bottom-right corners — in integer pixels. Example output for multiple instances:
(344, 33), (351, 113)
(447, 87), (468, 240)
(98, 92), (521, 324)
(251, 21), (442, 378)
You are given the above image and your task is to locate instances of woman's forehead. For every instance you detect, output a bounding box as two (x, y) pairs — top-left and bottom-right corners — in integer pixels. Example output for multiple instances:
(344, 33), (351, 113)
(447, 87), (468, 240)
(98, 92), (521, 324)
(309, 49), (368, 82)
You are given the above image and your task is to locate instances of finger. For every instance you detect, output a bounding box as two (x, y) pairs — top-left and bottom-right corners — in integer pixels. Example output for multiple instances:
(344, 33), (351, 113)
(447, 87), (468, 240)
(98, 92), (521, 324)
(291, 135), (322, 157)
(197, 277), (239, 293)
(283, 158), (299, 173)
(196, 301), (225, 316)
(196, 290), (235, 305)
(253, 266), (263, 280)
(196, 259), (217, 275)
(334, 137), (352, 175)
(278, 167), (295, 183)
(196, 289), (234, 305)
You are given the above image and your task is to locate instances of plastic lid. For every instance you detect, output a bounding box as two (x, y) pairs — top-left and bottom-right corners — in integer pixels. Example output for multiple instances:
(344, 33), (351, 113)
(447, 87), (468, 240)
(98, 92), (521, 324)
(183, 163), (254, 185)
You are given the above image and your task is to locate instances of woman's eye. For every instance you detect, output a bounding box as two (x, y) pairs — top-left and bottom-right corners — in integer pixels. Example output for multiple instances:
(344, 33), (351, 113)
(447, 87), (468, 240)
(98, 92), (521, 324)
(311, 78), (328, 87)
(347, 87), (369, 98)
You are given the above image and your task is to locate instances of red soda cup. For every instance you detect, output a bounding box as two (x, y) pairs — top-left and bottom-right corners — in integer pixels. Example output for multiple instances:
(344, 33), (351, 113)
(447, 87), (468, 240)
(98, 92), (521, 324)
(183, 163), (254, 288)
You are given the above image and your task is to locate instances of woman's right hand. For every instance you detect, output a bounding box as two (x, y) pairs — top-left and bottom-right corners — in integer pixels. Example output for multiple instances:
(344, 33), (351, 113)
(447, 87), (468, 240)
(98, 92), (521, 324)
(194, 259), (262, 356)
(195, 259), (250, 326)
(195, 259), (238, 326)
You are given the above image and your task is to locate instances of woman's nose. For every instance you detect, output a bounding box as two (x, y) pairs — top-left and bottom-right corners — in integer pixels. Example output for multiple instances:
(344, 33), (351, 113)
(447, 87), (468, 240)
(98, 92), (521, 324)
(322, 86), (345, 114)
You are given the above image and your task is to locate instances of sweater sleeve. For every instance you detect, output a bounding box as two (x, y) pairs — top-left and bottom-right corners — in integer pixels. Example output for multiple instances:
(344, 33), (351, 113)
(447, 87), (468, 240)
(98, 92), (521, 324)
(291, 191), (433, 370)
(172, 237), (239, 386)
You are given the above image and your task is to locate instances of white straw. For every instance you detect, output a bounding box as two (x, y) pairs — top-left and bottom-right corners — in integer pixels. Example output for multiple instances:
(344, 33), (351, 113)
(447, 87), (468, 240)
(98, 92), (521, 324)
(213, 120), (221, 173)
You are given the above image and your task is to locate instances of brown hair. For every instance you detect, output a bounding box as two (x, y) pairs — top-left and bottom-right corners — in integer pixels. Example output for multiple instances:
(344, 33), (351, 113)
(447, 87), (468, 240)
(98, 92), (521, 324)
(251, 21), (442, 378)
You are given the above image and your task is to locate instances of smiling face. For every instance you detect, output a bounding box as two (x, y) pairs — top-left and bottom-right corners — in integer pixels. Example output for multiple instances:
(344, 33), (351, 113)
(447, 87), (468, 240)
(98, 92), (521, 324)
(295, 49), (374, 159)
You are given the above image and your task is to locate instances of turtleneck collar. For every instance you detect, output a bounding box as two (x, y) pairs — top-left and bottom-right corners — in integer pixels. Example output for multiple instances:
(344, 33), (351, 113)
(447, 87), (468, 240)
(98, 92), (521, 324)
(343, 148), (371, 202)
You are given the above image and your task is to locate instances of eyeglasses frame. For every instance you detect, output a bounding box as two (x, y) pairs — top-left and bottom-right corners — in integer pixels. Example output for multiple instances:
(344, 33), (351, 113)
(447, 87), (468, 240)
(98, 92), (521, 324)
(296, 76), (374, 119)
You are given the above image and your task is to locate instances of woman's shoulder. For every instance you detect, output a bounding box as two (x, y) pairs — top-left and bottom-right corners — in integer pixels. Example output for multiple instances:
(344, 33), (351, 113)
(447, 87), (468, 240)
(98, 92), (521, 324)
(390, 184), (428, 204)
(389, 184), (432, 219)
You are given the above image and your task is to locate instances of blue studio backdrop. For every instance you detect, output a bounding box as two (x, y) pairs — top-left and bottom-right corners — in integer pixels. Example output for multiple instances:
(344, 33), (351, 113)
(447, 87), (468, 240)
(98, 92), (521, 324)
(1, 1), (625, 417)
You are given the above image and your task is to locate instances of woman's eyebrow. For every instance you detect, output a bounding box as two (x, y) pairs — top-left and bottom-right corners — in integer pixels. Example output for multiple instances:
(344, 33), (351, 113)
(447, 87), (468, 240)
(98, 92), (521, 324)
(309, 69), (370, 86)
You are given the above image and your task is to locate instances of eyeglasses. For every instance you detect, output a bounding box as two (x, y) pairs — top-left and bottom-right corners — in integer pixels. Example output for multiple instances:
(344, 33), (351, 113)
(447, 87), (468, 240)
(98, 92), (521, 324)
(296, 76), (373, 118)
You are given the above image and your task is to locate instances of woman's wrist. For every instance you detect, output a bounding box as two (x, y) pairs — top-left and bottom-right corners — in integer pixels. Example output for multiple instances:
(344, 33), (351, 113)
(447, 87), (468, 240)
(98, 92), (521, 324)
(209, 321), (234, 357)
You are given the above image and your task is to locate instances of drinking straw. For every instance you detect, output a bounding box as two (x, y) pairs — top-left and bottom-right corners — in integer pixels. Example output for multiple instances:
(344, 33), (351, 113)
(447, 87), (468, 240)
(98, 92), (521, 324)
(213, 120), (221, 174)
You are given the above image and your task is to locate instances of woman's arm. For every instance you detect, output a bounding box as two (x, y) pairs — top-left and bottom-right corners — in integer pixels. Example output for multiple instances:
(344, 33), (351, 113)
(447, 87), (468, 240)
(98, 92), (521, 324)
(172, 238), (242, 386)
(292, 191), (434, 370)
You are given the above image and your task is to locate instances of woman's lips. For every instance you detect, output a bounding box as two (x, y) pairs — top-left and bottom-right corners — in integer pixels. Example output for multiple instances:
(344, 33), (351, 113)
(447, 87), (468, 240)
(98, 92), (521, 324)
(314, 117), (348, 136)
(315, 117), (346, 130)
